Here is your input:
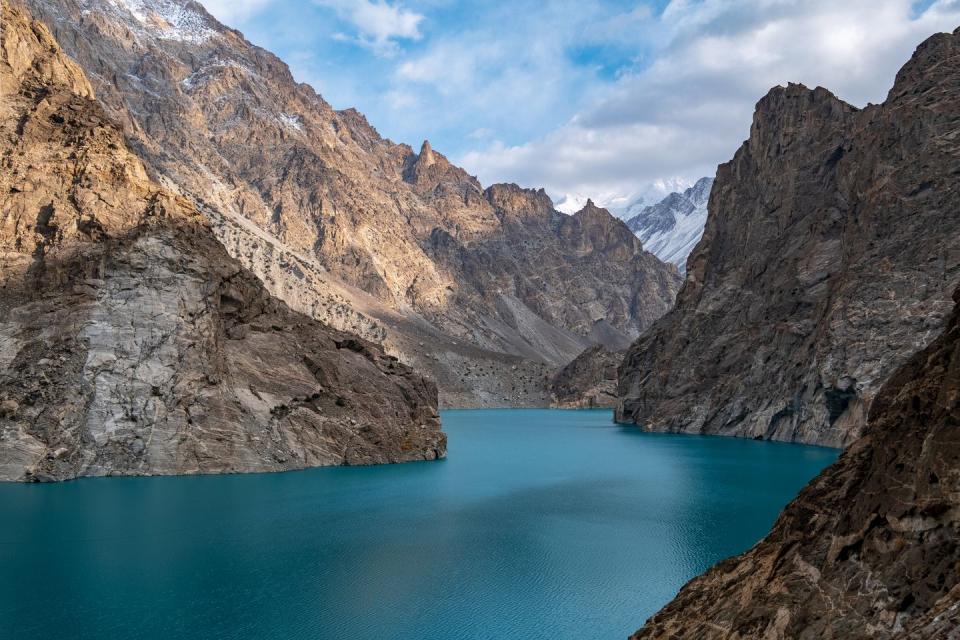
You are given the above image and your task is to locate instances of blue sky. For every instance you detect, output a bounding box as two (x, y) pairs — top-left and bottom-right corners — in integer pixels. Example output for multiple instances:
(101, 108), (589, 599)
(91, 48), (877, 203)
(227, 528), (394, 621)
(203, 0), (960, 212)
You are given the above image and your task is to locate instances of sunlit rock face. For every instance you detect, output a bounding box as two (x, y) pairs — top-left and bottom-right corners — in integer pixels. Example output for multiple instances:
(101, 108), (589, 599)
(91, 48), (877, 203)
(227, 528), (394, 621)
(22, 0), (681, 407)
(0, 2), (444, 482)
(617, 28), (960, 448)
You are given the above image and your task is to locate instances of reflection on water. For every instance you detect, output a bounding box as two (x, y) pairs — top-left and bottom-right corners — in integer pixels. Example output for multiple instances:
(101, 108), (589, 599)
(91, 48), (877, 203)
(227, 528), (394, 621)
(0, 409), (837, 640)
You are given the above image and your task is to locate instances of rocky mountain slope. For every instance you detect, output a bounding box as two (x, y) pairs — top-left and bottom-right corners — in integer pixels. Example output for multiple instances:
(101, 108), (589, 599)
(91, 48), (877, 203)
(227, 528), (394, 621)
(617, 28), (960, 448)
(633, 282), (960, 639)
(0, 0), (444, 481)
(22, 0), (682, 406)
(625, 177), (713, 273)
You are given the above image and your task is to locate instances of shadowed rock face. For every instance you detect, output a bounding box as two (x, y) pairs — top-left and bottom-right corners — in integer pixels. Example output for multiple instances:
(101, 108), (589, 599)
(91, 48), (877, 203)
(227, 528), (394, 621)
(22, 0), (681, 406)
(0, 1), (444, 482)
(617, 28), (960, 448)
(550, 346), (622, 409)
(633, 284), (960, 639)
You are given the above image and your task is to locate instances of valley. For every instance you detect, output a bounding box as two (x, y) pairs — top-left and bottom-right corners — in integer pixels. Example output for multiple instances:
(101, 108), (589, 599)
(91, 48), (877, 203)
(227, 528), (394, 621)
(1, 0), (960, 638)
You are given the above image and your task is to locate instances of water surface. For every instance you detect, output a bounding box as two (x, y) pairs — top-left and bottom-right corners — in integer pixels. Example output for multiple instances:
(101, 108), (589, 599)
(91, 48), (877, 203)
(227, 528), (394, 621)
(0, 409), (837, 639)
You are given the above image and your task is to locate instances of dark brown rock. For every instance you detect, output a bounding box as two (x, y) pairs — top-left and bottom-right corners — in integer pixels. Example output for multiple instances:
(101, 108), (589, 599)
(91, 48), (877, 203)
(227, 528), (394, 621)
(617, 28), (960, 447)
(633, 284), (960, 640)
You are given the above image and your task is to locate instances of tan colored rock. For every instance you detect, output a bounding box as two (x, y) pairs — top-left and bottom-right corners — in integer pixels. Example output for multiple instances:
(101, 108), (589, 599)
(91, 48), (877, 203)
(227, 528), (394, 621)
(0, 0), (443, 482)
(23, 0), (681, 405)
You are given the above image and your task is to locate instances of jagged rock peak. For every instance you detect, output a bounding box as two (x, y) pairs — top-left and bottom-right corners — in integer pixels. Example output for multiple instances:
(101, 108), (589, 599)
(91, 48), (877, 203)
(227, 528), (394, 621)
(574, 198), (614, 219)
(484, 182), (556, 222)
(625, 177), (713, 273)
(418, 139), (436, 167)
(21, 0), (683, 405)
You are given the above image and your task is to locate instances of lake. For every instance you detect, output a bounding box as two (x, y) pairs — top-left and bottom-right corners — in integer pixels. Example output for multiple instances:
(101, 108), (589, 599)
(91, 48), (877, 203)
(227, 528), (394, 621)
(0, 409), (837, 639)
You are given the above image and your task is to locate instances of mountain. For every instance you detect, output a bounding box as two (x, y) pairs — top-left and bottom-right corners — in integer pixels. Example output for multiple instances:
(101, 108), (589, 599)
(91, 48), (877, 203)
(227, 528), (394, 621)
(0, 1), (443, 481)
(633, 285), (960, 639)
(22, 0), (682, 407)
(630, 27), (960, 639)
(617, 30), (960, 448)
(625, 177), (713, 273)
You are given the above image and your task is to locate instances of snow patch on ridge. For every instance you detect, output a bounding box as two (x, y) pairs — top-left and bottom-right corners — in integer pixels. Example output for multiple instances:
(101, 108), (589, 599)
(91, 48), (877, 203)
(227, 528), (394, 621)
(277, 113), (304, 132)
(106, 0), (215, 44)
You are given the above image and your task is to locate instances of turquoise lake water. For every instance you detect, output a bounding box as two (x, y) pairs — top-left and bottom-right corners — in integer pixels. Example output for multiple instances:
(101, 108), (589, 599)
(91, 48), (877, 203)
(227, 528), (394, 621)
(0, 409), (837, 639)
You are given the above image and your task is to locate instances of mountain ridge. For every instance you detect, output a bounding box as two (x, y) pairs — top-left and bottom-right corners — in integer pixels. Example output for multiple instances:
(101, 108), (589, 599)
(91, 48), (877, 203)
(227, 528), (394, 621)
(22, 0), (682, 406)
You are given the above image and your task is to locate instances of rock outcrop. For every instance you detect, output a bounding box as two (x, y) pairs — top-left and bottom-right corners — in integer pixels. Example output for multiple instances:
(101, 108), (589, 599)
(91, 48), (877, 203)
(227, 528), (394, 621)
(0, 0), (444, 482)
(550, 346), (622, 408)
(617, 28), (960, 447)
(633, 283), (960, 639)
(626, 177), (713, 273)
(23, 0), (682, 406)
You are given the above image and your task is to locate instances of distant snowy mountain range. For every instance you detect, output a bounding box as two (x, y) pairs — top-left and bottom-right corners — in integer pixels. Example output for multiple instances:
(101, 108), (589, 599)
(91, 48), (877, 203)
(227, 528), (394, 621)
(552, 177), (694, 218)
(624, 177), (713, 273)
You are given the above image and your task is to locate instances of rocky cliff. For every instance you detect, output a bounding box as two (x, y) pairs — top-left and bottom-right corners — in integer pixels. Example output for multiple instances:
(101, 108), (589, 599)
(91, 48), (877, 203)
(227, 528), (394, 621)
(633, 282), (960, 639)
(22, 0), (681, 406)
(617, 29), (960, 447)
(0, 0), (444, 481)
(550, 346), (622, 409)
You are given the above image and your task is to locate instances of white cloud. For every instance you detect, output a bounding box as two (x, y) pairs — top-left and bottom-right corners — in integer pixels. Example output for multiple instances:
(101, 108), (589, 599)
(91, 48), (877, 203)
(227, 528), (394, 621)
(373, 2), (609, 159)
(315, 0), (424, 55)
(458, 0), (960, 209)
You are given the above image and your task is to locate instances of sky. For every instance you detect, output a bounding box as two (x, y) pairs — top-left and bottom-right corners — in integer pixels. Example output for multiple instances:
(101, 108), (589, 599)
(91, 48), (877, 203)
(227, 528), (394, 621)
(201, 0), (960, 213)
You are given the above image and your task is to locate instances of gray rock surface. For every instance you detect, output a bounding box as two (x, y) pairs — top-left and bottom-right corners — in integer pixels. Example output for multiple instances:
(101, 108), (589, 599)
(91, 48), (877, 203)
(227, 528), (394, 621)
(617, 28), (960, 447)
(633, 284), (960, 639)
(0, 1), (444, 482)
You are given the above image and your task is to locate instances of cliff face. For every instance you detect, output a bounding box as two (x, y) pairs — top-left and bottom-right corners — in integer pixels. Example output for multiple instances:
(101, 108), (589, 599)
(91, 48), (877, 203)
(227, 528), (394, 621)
(633, 283), (960, 639)
(22, 0), (681, 406)
(0, 1), (444, 482)
(617, 29), (960, 447)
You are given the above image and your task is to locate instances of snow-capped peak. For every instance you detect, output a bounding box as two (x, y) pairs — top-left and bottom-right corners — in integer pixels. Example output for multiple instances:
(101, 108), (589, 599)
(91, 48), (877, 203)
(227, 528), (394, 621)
(626, 177), (714, 273)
